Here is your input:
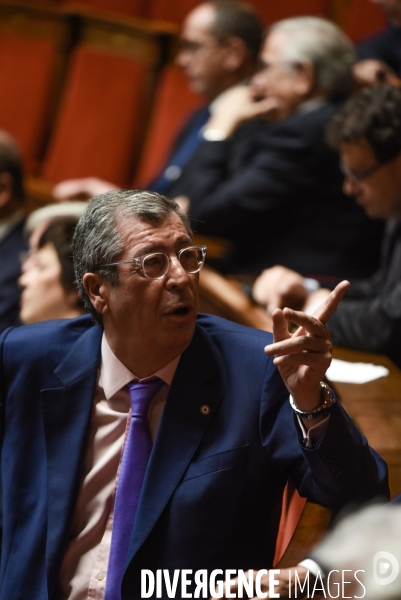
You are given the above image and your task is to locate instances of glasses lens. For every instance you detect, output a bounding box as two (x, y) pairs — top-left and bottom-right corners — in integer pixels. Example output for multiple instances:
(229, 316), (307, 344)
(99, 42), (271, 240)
(180, 247), (204, 273)
(142, 253), (169, 279)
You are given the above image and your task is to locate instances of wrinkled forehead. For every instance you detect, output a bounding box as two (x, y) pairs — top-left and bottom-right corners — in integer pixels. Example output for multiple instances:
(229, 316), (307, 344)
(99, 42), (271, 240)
(340, 138), (375, 166)
(182, 3), (217, 38)
(115, 211), (192, 253)
(261, 29), (290, 62)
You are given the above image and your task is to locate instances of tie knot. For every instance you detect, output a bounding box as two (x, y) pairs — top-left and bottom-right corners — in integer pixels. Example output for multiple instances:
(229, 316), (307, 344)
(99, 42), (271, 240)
(126, 377), (164, 416)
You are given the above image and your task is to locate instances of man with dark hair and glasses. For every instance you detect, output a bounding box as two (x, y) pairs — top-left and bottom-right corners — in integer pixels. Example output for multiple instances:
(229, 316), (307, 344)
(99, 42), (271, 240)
(0, 190), (388, 600)
(253, 84), (401, 368)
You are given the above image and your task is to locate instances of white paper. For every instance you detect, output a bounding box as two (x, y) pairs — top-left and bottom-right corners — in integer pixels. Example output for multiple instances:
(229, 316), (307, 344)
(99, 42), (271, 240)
(326, 358), (389, 384)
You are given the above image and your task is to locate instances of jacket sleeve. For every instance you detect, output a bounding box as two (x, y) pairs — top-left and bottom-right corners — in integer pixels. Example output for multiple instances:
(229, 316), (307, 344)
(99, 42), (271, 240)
(187, 130), (323, 238)
(327, 281), (401, 356)
(260, 365), (389, 513)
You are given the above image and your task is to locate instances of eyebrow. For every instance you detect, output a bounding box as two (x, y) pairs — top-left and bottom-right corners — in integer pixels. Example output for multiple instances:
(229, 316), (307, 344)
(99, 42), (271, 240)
(134, 237), (193, 257)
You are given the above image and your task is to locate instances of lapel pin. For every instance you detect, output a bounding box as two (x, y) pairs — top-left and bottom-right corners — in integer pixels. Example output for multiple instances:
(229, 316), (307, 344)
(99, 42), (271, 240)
(200, 404), (211, 415)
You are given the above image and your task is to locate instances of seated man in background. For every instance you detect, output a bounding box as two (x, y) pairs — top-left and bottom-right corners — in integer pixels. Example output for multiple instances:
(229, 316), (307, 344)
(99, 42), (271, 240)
(309, 502), (401, 600)
(253, 85), (401, 368)
(180, 16), (383, 278)
(0, 130), (27, 333)
(355, 0), (401, 83)
(53, 0), (265, 200)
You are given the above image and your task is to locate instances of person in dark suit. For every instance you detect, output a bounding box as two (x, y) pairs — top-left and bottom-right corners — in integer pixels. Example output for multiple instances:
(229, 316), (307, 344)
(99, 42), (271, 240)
(52, 0), (265, 201)
(253, 85), (401, 368)
(0, 130), (27, 334)
(180, 16), (383, 278)
(354, 0), (401, 82)
(0, 190), (388, 600)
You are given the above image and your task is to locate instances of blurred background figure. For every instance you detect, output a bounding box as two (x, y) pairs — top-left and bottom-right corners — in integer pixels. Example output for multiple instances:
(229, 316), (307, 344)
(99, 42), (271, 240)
(180, 16), (384, 278)
(52, 0), (264, 201)
(0, 129), (27, 333)
(355, 0), (401, 85)
(22, 201), (88, 272)
(253, 85), (401, 367)
(19, 217), (86, 324)
(311, 503), (401, 600)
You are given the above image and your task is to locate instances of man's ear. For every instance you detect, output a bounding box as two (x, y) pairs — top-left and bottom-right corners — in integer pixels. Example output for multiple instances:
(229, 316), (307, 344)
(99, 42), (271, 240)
(83, 272), (110, 315)
(0, 172), (14, 209)
(223, 36), (249, 72)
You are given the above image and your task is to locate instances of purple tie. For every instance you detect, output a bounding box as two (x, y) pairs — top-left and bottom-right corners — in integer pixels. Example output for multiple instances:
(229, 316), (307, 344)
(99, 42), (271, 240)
(104, 377), (164, 600)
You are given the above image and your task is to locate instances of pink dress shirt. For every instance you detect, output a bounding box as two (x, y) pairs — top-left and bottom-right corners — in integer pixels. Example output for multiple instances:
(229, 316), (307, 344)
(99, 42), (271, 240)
(55, 333), (180, 600)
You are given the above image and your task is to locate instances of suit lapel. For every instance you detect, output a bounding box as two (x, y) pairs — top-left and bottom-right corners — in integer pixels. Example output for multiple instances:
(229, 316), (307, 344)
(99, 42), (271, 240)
(41, 323), (103, 589)
(127, 324), (224, 563)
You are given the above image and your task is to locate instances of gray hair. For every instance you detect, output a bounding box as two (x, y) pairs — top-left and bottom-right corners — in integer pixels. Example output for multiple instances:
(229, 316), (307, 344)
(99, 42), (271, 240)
(269, 17), (356, 101)
(313, 503), (401, 599)
(73, 189), (193, 324)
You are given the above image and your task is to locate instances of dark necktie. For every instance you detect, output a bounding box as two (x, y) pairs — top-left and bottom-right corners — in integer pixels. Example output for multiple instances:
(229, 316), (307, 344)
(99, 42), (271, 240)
(104, 377), (164, 600)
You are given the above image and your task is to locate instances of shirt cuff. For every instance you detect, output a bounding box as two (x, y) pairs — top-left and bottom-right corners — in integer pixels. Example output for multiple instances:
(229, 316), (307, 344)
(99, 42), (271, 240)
(297, 414), (330, 448)
(298, 558), (324, 578)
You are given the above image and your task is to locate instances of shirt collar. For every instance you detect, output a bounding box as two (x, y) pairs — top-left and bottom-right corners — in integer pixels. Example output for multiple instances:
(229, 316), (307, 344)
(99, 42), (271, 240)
(99, 332), (180, 400)
(295, 96), (327, 115)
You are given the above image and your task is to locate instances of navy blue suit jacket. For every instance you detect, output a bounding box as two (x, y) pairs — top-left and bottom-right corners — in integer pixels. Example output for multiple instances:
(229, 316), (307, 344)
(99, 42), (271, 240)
(0, 314), (388, 599)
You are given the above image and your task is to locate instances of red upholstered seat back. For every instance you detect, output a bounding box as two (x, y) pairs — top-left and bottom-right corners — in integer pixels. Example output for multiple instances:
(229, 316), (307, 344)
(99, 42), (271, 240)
(249, 0), (329, 24)
(62, 0), (148, 18)
(133, 65), (203, 188)
(0, 35), (57, 172)
(343, 0), (387, 42)
(144, 0), (199, 24)
(41, 45), (149, 186)
(144, 0), (328, 25)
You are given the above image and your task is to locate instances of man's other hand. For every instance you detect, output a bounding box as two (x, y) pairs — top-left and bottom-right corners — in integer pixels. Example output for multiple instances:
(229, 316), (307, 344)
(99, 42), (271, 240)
(252, 266), (308, 313)
(52, 177), (120, 201)
(205, 85), (282, 138)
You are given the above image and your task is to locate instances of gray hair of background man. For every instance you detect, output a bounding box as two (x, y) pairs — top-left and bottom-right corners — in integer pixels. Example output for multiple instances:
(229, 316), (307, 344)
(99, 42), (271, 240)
(208, 0), (264, 62)
(326, 84), (401, 163)
(269, 16), (356, 101)
(313, 503), (401, 599)
(73, 190), (193, 324)
(0, 129), (24, 202)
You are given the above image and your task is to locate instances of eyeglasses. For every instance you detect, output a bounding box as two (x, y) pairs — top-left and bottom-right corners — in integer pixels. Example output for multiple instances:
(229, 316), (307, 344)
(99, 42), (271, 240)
(95, 245), (207, 280)
(340, 160), (387, 185)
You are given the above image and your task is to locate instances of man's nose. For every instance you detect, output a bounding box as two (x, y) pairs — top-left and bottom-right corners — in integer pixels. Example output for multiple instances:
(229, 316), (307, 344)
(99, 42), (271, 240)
(343, 175), (359, 197)
(166, 256), (190, 287)
(175, 49), (189, 69)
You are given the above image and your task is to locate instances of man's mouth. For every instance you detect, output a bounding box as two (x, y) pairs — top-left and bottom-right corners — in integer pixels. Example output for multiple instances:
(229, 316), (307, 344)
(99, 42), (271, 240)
(172, 307), (190, 316)
(165, 303), (193, 318)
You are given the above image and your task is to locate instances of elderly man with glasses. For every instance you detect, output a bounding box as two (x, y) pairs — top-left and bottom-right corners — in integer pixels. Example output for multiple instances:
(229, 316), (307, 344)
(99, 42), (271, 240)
(0, 190), (388, 600)
(176, 16), (383, 279)
(253, 84), (401, 369)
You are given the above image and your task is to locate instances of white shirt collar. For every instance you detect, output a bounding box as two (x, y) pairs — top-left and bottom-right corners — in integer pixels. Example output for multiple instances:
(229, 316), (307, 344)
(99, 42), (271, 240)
(295, 96), (327, 115)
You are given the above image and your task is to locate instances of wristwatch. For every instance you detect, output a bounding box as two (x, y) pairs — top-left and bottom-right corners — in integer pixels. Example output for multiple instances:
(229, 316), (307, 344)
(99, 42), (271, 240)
(289, 381), (335, 419)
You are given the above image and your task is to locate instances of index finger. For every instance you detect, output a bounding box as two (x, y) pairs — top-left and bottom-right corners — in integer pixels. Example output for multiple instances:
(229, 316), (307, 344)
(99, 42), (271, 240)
(290, 280), (350, 339)
(312, 280), (350, 324)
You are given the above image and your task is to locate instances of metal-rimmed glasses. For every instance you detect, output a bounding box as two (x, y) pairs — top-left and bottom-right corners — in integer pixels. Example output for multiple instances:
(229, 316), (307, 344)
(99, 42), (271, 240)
(340, 159), (390, 185)
(95, 245), (207, 280)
